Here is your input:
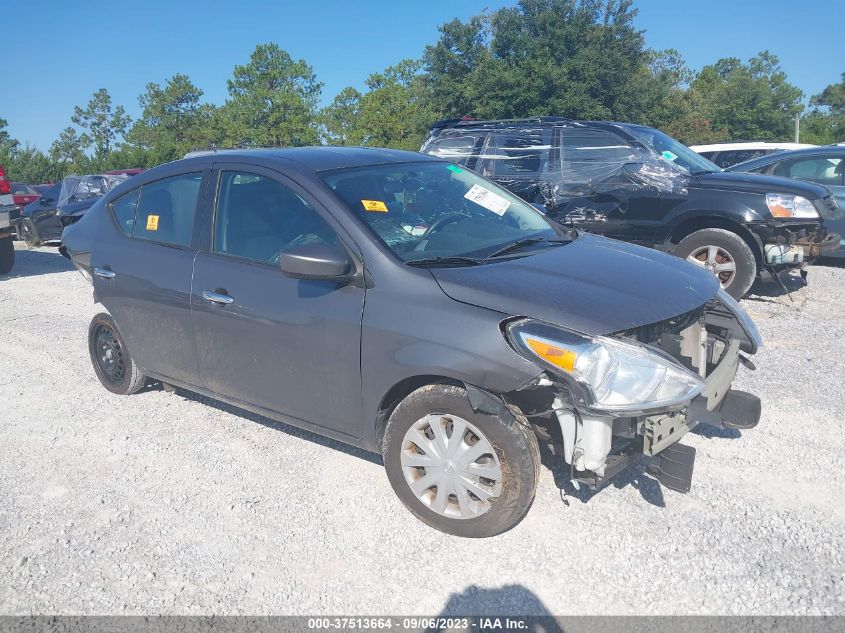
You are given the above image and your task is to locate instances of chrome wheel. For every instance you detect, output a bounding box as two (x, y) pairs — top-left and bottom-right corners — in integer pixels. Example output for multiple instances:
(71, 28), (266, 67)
(687, 244), (736, 287)
(400, 414), (503, 519)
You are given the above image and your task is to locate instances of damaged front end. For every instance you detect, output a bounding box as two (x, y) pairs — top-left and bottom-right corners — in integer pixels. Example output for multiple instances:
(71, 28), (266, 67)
(499, 289), (762, 494)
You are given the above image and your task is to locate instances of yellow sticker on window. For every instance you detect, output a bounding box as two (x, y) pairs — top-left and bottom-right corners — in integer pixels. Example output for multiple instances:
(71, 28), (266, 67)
(146, 214), (160, 231)
(361, 199), (388, 212)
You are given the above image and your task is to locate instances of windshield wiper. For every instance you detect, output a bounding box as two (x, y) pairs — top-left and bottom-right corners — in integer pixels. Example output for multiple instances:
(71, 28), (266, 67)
(485, 236), (571, 259)
(406, 256), (484, 268)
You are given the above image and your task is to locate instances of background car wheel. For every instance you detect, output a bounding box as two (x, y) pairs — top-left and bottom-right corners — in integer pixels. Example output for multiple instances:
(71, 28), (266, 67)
(673, 228), (756, 299)
(382, 384), (540, 538)
(0, 237), (14, 274)
(88, 313), (147, 395)
(18, 219), (40, 247)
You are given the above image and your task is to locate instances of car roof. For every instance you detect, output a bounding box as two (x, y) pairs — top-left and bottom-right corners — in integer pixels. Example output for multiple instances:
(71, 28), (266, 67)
(690, 142), (817, 152)
(430, 117), (636, 131)
(178, 146), (439, 172)
(727, 146), (845, 171)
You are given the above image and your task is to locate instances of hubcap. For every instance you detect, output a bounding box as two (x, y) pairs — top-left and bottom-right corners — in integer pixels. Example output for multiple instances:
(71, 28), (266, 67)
(95, 325), (125, 384)
(400, 414), (503, 520)
(687, 245), (736, 288)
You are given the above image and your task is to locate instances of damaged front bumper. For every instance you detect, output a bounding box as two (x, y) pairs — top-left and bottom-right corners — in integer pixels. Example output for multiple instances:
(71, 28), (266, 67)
(501, 292), (762, 495)
(752, 220), (840, 271)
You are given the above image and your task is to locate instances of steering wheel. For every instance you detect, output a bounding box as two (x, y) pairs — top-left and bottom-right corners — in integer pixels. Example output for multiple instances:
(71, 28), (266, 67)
(412, 213), (466, 252)
(421, 213), (466, 239)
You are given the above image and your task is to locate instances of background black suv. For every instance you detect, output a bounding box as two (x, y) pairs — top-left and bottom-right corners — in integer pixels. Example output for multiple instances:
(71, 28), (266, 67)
(421, 118), (840, 298)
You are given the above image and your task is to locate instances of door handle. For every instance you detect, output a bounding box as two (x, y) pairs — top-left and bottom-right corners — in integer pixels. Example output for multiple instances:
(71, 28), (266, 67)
(203, 290), (234, 305)
(93, 267), (116, 279)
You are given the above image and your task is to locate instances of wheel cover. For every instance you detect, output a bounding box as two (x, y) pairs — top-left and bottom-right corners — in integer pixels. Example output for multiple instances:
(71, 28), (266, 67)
(687, 245), (737, 287)
(94, 325), (125, 384)
(400, 414), (503, 520)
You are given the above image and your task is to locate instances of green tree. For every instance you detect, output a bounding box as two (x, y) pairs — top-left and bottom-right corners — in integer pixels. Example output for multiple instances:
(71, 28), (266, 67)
(320, 87), (362, 145)
(801, 71), (845, 144)
(423, 0), (651, 121)
(811, 71), (845, 115)
(356, 60), (436, 149)
(49, 126), (87, 169)
(71, 88), (131, 159)
(127, 74), (215, 157)
(223, 43), (322, 147)
(687, 52), (803, 142)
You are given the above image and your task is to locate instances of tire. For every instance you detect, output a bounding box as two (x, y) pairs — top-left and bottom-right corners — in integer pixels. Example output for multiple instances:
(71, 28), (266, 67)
(88, 313), (147, 395)
(0, 237), (14, 274)
(673, 228), (757, 300)
(18, 219), (40, 247)
(382, 384), (540, 538)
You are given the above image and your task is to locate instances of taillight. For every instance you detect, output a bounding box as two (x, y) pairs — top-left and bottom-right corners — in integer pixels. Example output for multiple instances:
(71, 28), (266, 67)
(0, 164), (10, 195)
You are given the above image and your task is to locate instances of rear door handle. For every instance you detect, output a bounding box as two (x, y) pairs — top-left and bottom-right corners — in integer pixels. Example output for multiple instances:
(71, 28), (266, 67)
(93, 267), (116, 279)
(203, 290), (234, 305)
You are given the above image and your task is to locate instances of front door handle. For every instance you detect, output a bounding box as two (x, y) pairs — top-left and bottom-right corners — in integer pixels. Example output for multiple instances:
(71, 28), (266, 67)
(93, 267), (116, 279)
(203, 290), (234, 305)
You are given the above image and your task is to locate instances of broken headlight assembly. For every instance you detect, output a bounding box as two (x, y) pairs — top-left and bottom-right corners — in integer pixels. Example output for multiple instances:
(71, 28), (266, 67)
(765, 193), (819, 219)
(506, 319), (704, 413)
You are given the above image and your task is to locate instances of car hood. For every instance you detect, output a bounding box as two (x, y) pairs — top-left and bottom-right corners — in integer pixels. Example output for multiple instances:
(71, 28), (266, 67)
(693, 171), (829, 199)
(430, 233), (719, 336)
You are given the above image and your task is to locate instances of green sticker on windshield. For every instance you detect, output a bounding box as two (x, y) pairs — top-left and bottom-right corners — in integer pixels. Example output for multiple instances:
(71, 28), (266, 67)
(447, 164), (464, 173)
(661, 150), (678, 162)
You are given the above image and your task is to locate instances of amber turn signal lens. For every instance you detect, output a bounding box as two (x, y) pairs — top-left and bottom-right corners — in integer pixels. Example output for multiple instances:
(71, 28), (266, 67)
(524, 337), (577, 372)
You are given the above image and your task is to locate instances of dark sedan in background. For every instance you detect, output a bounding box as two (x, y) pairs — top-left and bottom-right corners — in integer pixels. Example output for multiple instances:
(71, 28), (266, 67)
(17, 174), (128, 246)
(728, 147), (845, 258)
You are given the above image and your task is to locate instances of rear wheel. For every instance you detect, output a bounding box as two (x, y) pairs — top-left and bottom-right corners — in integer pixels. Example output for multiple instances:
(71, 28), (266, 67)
(0, 237), (14, 274)
(18, 219), (40, 247)
(673, 228), (757, 299)
(382, 384), (540, 538)
(88, 313), (147, 395)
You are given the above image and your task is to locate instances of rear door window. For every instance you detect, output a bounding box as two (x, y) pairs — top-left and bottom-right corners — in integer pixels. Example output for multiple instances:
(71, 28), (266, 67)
(481, 130), (553, 177)
(774, 156), (844, 186)
(134, 172), (203, 247)
(423, 135), (484, 167)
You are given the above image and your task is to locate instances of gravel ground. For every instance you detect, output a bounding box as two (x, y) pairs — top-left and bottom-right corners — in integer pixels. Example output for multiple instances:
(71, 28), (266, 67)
(1, 243), (843, 616)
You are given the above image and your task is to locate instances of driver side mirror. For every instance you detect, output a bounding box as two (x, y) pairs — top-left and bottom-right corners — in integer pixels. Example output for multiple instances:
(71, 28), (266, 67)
(280, 243), (352, 281)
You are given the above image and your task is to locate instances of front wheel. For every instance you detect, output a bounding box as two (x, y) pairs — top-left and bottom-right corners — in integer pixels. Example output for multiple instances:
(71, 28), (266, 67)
(382, 384), (540, 538)
(0, 237), (14, 274)
(88, 313), (147, 395)
(673, 228), (757, 300)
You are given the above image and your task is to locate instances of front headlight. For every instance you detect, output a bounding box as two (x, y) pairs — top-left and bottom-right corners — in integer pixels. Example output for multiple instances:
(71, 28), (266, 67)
(766, 193), (819, 219)
(506, 320), (704, 413)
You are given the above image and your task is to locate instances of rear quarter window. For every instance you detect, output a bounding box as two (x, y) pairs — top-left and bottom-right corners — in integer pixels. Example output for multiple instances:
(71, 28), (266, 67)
(109, 189), (140, 236)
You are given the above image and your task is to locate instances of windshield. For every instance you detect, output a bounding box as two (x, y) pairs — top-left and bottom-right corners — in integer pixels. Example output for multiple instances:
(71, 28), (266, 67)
(321, 161), (566, 263)
(625, 126), (720, 175)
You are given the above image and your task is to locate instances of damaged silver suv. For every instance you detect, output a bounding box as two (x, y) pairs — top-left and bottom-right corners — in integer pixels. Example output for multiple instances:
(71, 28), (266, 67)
(61, 148), (762, 537)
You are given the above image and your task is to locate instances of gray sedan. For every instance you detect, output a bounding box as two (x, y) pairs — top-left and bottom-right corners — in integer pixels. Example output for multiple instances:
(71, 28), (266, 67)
(61, 147), (762, 537)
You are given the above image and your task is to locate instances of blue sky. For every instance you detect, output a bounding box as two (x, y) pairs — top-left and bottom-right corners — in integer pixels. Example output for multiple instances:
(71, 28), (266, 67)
(2, 0), (843, 150)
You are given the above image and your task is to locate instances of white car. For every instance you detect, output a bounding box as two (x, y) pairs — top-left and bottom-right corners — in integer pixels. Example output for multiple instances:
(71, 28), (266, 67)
(691, 142), (817, 168)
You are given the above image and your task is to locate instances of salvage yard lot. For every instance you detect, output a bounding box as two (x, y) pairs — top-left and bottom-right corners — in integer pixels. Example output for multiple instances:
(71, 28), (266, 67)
(1, 244), (843, 615)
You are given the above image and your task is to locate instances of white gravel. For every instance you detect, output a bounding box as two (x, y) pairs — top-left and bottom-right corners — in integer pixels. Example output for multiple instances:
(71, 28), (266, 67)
(1, 243), (843, 615)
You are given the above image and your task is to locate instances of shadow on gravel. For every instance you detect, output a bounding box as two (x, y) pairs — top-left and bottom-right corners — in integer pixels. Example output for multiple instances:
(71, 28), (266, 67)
(538, 442), (666, 508)
(153, 382), (383, 466)
(815, 257), (845, 269)
(1, 245), (73, 279)
(692, 423), (741, 440)
(433, 584), (561, 621)
(745, 271), (806, 302)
